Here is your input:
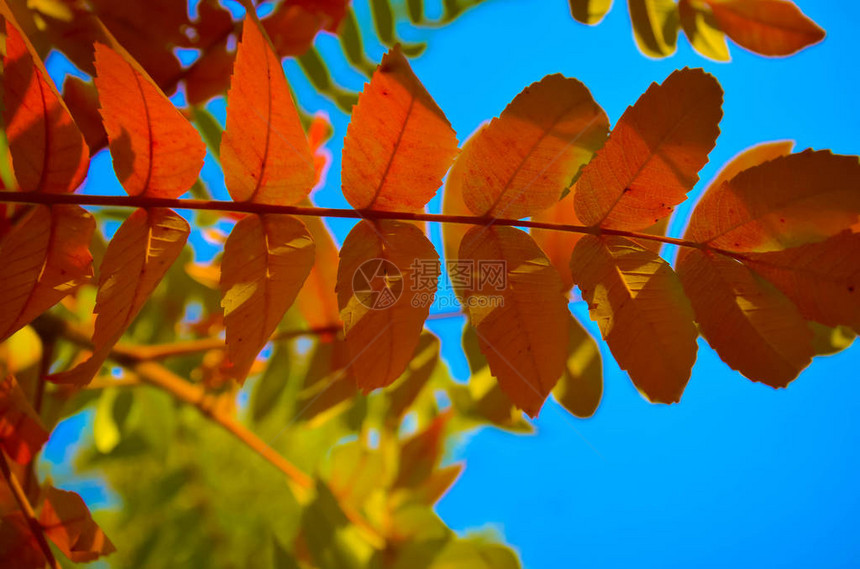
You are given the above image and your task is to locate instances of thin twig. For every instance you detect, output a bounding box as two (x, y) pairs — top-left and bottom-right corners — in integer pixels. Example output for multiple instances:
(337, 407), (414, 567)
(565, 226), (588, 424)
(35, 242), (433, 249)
(0, 452), (62, 569)
(0, 192), (711, 251)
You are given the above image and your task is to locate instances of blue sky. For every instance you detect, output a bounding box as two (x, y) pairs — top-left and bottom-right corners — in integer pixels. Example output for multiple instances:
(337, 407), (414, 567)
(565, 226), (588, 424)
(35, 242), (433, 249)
(42, 1), (860, 567)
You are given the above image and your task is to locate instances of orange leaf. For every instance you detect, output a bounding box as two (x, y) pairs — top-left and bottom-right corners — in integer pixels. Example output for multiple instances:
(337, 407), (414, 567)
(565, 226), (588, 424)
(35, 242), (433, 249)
(220, 214), (315, 383)
(342, 46), (458, 212)
(0, 375), (48, 465)
(686, 150), (860, 252)
(552, 316), (603, 419)
(459, 226), (569, 417)
(531, 190), (584, 292)
(0, 205), (94, 342)
(2, 20), (89, 193)
(40, 487), (116, 563)
(94, 42), (205, 198)
(296, 213), (341, 329)
(575, 68), (722, 230)
(336, 220), (438, 391)
(743, 231), (860, 333)
(705, 0), (825, 57)
(456, 75), (608, 220)
(704, 140), (795, 194)
(50, 208), (189, 385)
(221, 17), (315, 205)
(677, 249), (813, 387)
(570, 235), (697, 403)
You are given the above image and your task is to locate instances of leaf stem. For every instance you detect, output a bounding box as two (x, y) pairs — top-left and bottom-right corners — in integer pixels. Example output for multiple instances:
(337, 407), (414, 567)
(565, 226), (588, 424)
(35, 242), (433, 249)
(0, 192), (709, 250)
(0, 452), (62, 569)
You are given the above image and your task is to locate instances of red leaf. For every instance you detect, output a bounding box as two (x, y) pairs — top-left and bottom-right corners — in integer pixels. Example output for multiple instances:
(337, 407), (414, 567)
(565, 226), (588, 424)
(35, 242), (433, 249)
(94, 42), (205, 198)
(2, 19), (89, 193)
(40, 487), (116, 563)
(0, 375), (48, 465)
(221, 17), (315, 205)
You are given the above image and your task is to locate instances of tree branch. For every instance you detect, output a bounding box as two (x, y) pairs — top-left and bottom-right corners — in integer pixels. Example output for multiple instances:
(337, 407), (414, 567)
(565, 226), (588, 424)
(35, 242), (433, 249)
(0, 452), (61, 569)
(0, 192), (711, 251)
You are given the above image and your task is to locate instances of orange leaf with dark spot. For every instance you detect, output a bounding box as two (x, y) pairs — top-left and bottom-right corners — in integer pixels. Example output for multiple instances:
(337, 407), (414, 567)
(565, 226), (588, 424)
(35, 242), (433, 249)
(94, 43), (205, 198)
(342, 46), (458, 212)
(575, 68), (722, 231)
(459, 226), (569, 417)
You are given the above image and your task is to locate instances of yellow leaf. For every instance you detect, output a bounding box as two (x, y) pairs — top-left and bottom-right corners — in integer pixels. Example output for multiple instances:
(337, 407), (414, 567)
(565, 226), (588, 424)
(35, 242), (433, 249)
(679, 0), (730, 61)
(676, 249), (813, 387)
(336, 220), (438, 391)
(342, 46), (458, 212)
(575, 68), (722, 231)
(220, 214), (315, 383)
(0, 205), (94, 342)
(686, 150), (860, 252)
(455, 74), (608, 219)
(459, 226), (569, 417)
(628, 0), (680, 58)
(570, 235), (697, 403)
(50, 208), (188, 385)
(552, 316), (602, 418)
(569, 0), (613, 24)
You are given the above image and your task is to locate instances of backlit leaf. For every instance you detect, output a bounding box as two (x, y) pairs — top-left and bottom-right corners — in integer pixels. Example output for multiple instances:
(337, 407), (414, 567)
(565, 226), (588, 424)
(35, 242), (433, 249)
(394, 412), (449, 489)
(570, 235), (697, 403)
(296, 214), (342, 329)
(0, 374), (48, 464)
(459, 226), (569, 417)
(705, 0), (825, 57)
(336, 220), (438, 391)
(743, 231), (860, 333)
(220, 214), (314, 383)
(628, 0), (680, 58)
(50, 208), (189, 385)
(531, 189), (585, 293)
(679, 0), (729, 61)
(456, 75), (608, 219)
(575, 68), (722, 231)
(569, 0), (613, 24)
(552, 317), (603, 418)
(686, 150), (860, 252)
(676, 249), (813, 387)
(2, 19), (89, 193)
(221, 18), (315, 205)
(705, 140), (795, 193)
(342, 46), (458, 212)
(94, 42), (205, 198)
(40, 487), (116, 562)
(0, 205), (94, 342)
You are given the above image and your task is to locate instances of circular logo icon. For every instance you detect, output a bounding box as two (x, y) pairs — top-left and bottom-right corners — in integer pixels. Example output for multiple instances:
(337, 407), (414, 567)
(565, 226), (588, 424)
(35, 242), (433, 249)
(352, 258), (403, 310)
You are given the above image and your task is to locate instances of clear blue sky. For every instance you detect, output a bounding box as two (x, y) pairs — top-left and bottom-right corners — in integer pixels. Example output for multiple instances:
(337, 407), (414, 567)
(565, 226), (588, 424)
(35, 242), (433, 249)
(43, 1), (860, 568)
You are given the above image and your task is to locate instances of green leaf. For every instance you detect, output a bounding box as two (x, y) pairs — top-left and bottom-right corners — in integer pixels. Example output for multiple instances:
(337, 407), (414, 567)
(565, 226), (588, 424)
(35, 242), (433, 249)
(251, 345), (292, 422)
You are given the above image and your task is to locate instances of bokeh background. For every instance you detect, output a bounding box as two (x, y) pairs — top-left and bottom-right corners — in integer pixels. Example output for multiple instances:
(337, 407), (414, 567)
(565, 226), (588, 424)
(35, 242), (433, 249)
(40, 1), (860, 567)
